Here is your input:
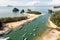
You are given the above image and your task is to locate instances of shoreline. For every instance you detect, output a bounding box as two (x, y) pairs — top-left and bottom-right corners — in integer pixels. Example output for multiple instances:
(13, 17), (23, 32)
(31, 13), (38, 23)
(40, 18), (60, 40)
(0, 14), (43, 35)
(5, 14), (43, 29)
(36, 17), (60, 40)
(47, 17), (58, 28)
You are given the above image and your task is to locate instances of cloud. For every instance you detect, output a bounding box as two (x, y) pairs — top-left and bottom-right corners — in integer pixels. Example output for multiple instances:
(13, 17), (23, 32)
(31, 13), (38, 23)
(52, 0), (60, 6)
(24, 1), (40, 6)
(0, 0), (53, 6)
(0, 0), (40, 6)
(0, 0), (18, 6)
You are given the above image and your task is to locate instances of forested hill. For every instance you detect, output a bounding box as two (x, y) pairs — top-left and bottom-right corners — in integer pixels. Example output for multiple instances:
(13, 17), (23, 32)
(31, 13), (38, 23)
(50, 11), (60, 27)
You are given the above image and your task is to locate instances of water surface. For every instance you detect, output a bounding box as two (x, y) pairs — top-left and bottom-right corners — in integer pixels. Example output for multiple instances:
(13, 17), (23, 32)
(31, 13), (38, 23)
(0, 6), (52, 40)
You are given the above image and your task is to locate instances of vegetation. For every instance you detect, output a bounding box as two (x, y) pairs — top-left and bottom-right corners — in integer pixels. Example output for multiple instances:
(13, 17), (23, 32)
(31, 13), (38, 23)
(13, 8), (19, 12)
(48, 9), (54, 13)
(54, 6), (60, 8)
(0, 16), (28, 23)
(27, 11), (41, 14)
(20, 9), (25, 13)
(27, 9), (31, 12)
(50, 11), (60, 27)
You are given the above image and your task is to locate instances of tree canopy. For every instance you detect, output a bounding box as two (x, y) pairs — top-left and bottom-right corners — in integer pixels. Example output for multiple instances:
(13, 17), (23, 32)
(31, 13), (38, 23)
(50, 11), (60, 27)
(27, 9), (31, 12)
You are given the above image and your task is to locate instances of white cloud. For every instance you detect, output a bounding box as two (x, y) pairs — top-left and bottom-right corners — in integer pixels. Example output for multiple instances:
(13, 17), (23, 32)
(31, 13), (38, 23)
(0, 0), (53, 6)
(0, 0), (40, 6)
(53, 0), (60, 6)
(24, 1), (40, 6)
(0, 0), (18, 6)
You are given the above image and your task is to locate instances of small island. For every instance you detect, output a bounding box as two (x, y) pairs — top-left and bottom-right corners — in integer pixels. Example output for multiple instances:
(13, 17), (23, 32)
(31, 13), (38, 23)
(12, 8), (19, 12)
(54, 6), (60, 8)
(0, 9), (43, 35)
(27, 9), (41, 14)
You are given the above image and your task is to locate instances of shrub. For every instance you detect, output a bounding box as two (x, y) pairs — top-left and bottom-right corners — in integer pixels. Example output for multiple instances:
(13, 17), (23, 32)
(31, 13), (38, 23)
(48, 9), (54, 13)
(0, 16), (28, 23)
(27, 11), (41, 15)
(50, 11), (60, 27)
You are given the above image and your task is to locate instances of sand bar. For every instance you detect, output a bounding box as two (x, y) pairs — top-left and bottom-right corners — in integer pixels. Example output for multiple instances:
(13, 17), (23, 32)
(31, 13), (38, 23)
(0, 14), (43, 34)
(5, 14), (43, 29)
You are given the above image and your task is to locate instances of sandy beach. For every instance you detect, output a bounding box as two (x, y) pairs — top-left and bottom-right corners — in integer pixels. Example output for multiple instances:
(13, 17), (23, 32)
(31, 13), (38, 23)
(47, 18), (58, 28)
(36, 18), (60, 40)
(5, 14), (43, 29)
(0, 14), (43, 34)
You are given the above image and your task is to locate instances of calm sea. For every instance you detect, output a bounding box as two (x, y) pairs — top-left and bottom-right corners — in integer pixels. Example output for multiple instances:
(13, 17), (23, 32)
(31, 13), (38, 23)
(0, 6), (52, 18)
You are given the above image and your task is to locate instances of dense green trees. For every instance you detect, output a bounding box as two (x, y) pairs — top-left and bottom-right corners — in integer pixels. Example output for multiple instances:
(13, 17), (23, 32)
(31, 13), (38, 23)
(0, 16), (28, 23)
(50, 11), (60, 27)
(48, 9), (54, 13)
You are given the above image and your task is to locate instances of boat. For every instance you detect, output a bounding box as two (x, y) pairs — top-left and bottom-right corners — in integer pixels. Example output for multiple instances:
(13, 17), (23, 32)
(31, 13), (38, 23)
(33, 34), (36, 36)
(23, 38), (28, 40)
(33, 29), (36, 31)
(22, 33), (27, 37)
(0, 37), (10, 40)
(42, 21), (44, 23)
(30, 33), (32, 35)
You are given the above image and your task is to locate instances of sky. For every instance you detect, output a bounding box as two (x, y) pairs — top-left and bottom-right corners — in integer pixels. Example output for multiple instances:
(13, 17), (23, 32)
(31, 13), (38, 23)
(0, 0), (59, 6)
(53, 0), (60, 6)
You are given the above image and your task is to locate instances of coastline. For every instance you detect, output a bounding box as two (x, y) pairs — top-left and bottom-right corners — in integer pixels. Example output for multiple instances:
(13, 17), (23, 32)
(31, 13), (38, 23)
(0, 14), (43, 35)
(5, 14), (43, 29)
(36, 17), (60, 40)
(47, 17), (58, 28)
(41, 18), (60, 40)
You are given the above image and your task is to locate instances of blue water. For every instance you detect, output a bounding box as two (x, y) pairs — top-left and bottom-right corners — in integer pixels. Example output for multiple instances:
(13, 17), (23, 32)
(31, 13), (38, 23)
(0, 6), (52, 40)
(0, 6), (52, 18)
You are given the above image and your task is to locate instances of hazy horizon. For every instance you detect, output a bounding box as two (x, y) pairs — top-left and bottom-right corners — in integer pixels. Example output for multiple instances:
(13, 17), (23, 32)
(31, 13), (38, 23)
(0, 0), (53, 6)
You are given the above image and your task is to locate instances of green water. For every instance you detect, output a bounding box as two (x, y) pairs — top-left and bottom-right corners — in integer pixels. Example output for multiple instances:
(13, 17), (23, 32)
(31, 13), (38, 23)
(1, 6), (51, 40)
(4, 13), (50, 40)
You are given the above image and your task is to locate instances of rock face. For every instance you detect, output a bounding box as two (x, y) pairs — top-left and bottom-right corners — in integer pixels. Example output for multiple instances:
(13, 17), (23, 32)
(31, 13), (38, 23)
(20, 9), (25, 13)
(0, 21), (4, 30)
(13, 8), (19, 12)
